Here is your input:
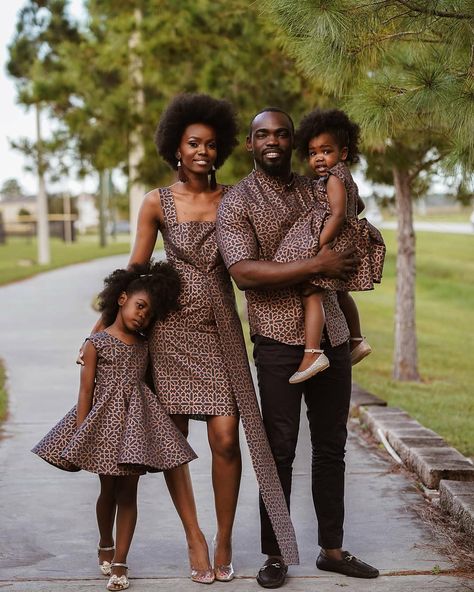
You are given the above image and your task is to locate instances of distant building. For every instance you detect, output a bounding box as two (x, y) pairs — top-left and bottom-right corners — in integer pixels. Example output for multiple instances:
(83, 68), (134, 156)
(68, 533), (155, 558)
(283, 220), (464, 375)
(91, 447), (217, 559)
(75, 193), (99, 233)
(0, 193), (37, 223)
(0, 192), (99, 234)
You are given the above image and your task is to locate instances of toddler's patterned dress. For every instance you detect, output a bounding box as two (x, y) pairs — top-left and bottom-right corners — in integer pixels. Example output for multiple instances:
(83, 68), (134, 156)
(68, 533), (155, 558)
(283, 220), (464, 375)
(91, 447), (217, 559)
(274, 161), (386, 292)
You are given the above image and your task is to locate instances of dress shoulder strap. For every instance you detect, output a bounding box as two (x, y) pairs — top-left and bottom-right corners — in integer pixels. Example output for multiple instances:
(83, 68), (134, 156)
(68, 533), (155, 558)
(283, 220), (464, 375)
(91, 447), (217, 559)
(158, 187), (178, 227)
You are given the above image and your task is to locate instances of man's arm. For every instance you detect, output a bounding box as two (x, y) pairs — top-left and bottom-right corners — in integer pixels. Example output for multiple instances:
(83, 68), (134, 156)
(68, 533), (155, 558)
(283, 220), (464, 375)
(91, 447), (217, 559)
(217, 186), (357, 291)
(229, 244), (357, 291)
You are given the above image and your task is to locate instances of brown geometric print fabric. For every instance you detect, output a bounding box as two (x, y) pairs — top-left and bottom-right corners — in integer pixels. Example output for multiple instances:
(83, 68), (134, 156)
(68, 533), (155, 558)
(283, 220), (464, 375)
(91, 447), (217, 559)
(149, 187), (299, 565)
(273, 162), (386, 293)
(150, 187), (237, 418)
(216, 170), (349, 347)
(32, 331), (197, 475)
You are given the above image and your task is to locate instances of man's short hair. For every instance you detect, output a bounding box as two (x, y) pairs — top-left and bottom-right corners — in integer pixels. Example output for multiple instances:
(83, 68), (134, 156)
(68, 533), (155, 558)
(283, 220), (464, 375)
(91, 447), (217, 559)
(248, 107), (295, 136)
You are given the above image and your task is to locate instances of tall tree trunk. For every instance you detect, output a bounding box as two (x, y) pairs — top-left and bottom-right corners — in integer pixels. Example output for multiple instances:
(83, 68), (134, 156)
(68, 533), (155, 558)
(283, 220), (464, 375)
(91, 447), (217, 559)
(128, 8), (146, 247)
(35, 103), (50, 265)
(63, 192), (72, 243)
(392, 165), (420, 381)
(99, 170), (109, 248)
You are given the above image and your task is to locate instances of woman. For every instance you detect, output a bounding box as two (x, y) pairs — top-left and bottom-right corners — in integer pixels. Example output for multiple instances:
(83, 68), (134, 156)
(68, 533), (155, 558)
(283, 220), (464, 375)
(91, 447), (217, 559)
(91, 94), (298, 584)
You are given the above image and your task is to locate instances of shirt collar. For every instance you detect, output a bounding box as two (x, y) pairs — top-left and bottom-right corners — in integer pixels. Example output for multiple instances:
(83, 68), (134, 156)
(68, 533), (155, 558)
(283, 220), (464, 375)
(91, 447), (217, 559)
(253, 168), (296, 192)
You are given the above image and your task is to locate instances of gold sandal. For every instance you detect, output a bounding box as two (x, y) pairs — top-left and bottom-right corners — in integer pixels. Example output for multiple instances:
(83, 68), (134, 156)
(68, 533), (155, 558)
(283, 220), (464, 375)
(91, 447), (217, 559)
(107, 563), (129, 591)
(98, 544), (115, 576)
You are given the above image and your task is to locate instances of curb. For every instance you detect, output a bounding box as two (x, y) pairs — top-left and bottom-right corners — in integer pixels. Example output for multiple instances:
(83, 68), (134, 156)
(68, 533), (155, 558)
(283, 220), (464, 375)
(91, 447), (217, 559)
(351, 383), (474, 537)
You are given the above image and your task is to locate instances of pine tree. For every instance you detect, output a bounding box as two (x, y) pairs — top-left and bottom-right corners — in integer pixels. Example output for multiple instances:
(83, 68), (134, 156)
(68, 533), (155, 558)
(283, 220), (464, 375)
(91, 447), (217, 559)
(264, 0), (474, 381)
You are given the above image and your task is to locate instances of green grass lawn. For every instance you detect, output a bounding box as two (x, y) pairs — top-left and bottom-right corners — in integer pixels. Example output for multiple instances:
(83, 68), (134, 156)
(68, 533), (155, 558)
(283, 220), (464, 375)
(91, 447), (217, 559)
(0, 235), (133, 286)
(236, 229), (474, 458)
(353, 230), (474, 457)
(382, 205), (473, 224)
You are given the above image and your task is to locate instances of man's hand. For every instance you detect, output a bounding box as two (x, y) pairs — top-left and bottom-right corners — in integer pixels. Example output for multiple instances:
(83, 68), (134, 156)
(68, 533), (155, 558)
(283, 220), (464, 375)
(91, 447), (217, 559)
(314, 244), (359, 280)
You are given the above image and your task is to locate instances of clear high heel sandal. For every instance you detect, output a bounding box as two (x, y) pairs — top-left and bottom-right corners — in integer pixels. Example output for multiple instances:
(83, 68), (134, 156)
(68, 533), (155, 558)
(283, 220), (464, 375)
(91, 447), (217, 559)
(212, 535), (234, 582)
(189, 542), (215, 585)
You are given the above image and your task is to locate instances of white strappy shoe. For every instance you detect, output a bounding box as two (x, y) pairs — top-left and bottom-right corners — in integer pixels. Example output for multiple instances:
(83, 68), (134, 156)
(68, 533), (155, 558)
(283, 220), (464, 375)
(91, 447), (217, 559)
(350, 337), (372, 366)
(289, 349), (330, 384)
(107, 563), (129, 591)
(98, 544), (115, 576)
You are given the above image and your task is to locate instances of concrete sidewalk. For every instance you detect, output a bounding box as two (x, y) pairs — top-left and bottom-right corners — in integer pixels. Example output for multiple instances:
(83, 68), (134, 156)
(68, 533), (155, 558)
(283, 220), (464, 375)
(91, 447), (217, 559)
(0, 257), (472, 591)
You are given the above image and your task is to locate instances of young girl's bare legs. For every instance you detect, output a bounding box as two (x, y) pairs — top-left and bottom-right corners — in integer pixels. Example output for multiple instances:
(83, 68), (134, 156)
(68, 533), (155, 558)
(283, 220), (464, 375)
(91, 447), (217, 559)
(289, 288), (330, 383)
(164, 415), (214, 583)
(337, 291), (372, 365)
(97, 476), (117, 574)
(97, 474), (139, 589)
(207, 414), (241, 580)
(112, 475), (140, 579)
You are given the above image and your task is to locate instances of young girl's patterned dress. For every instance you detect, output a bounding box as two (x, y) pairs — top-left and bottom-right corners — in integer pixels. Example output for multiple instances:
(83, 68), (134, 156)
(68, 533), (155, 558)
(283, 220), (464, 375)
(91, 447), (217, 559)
(274, 162), (386, 292)
(32, 331), (196, 475)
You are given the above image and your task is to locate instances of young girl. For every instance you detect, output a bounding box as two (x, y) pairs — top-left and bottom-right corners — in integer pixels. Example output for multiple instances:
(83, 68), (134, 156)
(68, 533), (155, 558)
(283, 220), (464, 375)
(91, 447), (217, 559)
(274, 109), (386, 384)
(32, 261), (197, 591)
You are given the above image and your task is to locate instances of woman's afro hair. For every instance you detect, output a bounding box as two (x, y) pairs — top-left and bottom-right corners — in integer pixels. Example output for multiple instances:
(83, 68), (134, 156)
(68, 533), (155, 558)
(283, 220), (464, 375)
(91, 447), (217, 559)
(155, 93), (239, 170)
(295, 108), (360, 164)
(98, 260), (181, 329)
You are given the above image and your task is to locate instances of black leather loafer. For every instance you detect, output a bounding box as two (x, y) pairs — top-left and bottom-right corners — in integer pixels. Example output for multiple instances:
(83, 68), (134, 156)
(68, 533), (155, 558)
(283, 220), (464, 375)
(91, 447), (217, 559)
(316, 550), (379, 578)
(256, 558), (288, 588)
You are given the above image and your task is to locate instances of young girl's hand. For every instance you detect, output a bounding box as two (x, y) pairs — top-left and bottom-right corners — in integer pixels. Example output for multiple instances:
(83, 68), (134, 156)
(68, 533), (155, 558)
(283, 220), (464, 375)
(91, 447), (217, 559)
(76, 341), (87, 366)
(76, 340), (97, 427)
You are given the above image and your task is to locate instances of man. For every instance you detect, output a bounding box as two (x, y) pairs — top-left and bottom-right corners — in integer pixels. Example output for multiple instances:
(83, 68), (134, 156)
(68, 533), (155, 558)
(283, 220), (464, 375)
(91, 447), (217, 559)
(216, 108), (379, 588)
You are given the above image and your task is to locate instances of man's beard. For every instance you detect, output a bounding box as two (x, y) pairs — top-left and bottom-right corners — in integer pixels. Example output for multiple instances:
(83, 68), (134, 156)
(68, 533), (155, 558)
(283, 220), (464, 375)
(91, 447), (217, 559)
(255, 155), (291, 177)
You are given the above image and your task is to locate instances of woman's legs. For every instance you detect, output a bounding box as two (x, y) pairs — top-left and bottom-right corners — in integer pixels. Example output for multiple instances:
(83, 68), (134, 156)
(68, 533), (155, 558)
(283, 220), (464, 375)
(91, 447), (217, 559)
(164, 414), (211, 573)
(207, 414), (241, 566)
(97, 475), (117, 567)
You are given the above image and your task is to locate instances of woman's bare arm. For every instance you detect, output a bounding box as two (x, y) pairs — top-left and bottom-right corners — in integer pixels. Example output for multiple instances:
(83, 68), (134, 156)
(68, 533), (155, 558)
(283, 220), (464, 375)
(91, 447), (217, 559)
(78, 190), (163, 365)
(129, 190), (162, 265)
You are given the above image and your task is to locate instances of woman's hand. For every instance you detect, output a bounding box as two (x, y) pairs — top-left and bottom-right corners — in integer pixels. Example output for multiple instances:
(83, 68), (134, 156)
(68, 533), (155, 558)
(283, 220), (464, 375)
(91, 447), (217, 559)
(76, 340), (87, 366)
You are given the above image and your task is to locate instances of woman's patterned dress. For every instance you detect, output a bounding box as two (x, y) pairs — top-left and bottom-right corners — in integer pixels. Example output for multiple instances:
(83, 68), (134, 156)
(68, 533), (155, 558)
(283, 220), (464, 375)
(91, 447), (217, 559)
(32, 331), (196, 475)
(148, 186), (299, 565)
(274, 162), (386, 292)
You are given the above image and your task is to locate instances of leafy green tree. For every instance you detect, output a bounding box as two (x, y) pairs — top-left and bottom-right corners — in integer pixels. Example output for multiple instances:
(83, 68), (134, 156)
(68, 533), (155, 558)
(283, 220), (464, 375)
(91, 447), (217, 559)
(0, 179), (24, 198)
(42, 0), (324, 237)
(264, 0), (474, 381)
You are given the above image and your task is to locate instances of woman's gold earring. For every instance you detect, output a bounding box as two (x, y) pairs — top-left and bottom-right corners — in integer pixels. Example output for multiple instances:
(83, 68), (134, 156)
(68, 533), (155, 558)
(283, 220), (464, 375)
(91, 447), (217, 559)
(209, 165), (217, 190)
(177, 159), (187, 183)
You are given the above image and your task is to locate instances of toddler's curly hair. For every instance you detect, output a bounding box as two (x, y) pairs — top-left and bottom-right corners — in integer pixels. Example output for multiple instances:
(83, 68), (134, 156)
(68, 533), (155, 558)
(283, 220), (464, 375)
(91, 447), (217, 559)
(296, 108), (360, 164)
(98, 260), (181, 328)
(155, 93), (239, 170)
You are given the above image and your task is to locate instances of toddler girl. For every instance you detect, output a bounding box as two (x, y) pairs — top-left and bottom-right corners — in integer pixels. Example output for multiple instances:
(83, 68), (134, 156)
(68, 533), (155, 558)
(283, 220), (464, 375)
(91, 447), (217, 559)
(274, 109), (386, 383)
(32, 260), (197, 591)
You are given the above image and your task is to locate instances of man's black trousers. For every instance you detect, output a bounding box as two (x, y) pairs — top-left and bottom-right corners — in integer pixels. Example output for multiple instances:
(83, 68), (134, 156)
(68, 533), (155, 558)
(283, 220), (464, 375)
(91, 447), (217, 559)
(253, 335), (352, 554)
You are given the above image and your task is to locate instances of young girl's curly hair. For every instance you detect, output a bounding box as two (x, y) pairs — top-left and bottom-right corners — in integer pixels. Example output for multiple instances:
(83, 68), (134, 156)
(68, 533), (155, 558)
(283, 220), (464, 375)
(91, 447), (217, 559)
(295, 108), (360, 164)
(98, 260), (181, 328)
(155, 93), (239, 170)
